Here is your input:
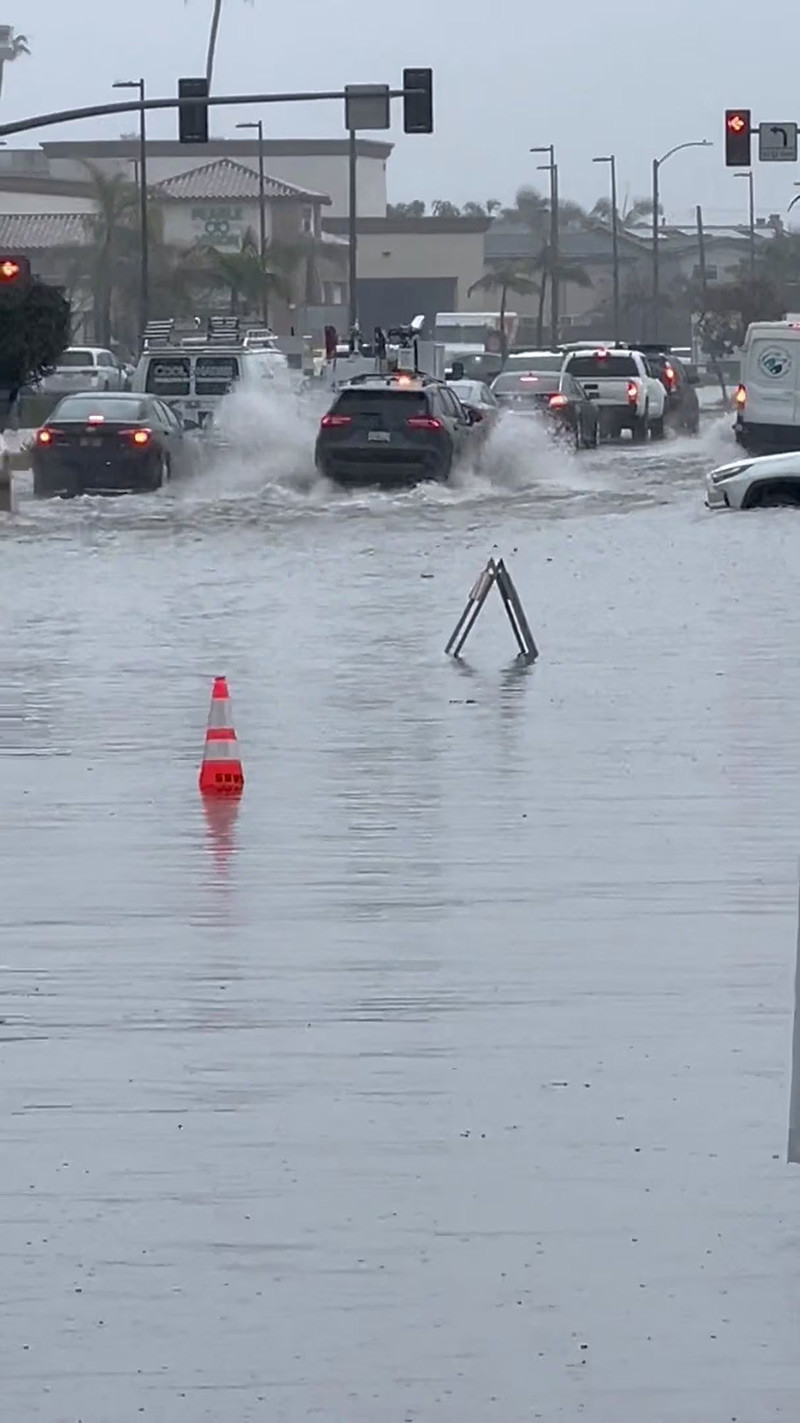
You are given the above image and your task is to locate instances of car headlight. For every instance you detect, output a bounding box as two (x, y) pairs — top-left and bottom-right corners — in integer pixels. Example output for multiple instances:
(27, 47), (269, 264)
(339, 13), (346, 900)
(710, 463), (751, 484)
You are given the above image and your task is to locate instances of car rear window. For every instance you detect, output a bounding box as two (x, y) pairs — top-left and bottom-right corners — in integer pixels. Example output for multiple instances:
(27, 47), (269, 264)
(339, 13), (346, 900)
(493, 372), (561, 394)
(145, 357), (191, 396)
(54, 396), (147, 421)
(503, 354), (562, 372)
(59, 350), (95, 367)
(566, 354), (639, 377)
(333, 389), (428, 417)
(195, 355), (240, 395)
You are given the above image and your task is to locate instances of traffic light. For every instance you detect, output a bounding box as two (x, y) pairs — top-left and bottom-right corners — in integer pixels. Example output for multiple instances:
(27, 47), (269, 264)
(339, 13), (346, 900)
(403, 68), (433, 135)
(0, 255), (30, 287)
(178, 77), (209, 144)
(725, 109), (751, 167)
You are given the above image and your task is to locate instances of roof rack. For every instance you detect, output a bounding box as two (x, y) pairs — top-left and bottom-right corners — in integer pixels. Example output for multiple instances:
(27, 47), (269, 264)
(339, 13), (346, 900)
(141, 316), (245, 351)
(242, 326), (279, 349)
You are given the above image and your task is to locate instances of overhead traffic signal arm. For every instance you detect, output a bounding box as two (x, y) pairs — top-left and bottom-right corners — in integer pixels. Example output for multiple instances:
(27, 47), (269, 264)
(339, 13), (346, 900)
(725, 109), (752, 166)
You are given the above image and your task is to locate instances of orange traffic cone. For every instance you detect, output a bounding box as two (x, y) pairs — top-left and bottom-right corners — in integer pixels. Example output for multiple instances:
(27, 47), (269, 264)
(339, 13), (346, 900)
(198, 676), (244, 797)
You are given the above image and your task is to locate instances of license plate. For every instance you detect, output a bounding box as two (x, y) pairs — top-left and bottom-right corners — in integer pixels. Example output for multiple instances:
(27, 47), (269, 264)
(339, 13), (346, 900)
(80, 436), (99, 446)
(368, 430), (391, 443)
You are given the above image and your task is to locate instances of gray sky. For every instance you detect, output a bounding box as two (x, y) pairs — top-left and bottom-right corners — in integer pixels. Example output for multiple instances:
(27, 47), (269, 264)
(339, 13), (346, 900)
(10, 0), (800, 224)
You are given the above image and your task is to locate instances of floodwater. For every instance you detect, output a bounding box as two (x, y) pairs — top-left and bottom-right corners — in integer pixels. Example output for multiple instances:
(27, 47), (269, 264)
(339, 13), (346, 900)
(2, 399), (800, 1423)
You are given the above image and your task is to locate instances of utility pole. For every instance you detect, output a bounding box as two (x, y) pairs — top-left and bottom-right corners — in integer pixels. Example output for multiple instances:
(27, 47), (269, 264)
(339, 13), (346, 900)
(348, 127), (358, 336)
(237, 119), (268, 326)
(531, 144), (558, 346)
(593, 154), (620, 343)
(113, 77), (149, 343)
(735, 169), (756, 280)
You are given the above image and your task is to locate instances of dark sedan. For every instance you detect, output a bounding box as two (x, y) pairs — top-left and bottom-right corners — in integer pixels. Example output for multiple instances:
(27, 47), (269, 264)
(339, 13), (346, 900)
(32, 392), (191, 498)
(492, 370), (600, 448)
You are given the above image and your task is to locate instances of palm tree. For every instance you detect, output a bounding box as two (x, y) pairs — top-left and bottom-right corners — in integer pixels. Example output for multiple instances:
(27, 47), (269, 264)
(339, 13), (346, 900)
(589, 195), (658, 229)
(0, 28), (29, 100)
(531, 246), (593, 346)
(78, 165), (140, 346)
(468, 260), (540, 358)
(185, 0), (254, 88)
(198, 228), (293, 320)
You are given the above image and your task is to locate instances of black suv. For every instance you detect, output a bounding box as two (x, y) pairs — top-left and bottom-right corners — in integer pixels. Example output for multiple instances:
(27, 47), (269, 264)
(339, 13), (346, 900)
(638, 346), (701, 434)
(315, 374), (478, 486)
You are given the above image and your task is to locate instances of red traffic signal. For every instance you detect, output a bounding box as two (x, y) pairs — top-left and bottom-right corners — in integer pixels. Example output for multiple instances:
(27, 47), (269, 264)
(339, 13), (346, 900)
(0, 254), (30, 284)
(725, 109), (751, 167)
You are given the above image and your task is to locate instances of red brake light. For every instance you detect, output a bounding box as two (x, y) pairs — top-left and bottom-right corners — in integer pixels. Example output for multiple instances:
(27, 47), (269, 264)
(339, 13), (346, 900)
(36, 428), (53, 445)
(734, 383), (747, 408)
(663, 363), (676, 388)
(548, 393), (568, 408)
(407, 415), (443, 431)
(321, 413), (351, 428)
(87, 414), (105, 424)
(596, 349), (610, 360)
(626, 381), (639, 404)
(118, 426), (152, 444)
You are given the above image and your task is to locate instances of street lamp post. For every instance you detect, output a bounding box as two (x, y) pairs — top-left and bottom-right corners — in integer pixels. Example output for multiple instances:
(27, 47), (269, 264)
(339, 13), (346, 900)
(735, 169), (756, 281)
(113, 78), (148, 343)
(652, 139), (712, 342)
(237, 119), (268, 327)
(531, 144), (559, 346)
(593, 154), (619, 343)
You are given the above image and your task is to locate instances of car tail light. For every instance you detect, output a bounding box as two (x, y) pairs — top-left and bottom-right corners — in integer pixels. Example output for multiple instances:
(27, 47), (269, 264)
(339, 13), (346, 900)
(734, 383), (747, 409)
(663, 363), (676, 389)
(87, 414), (105, 424)
(548, 393), (568, 409)
(626, 381), (639, 405)
(35, 428), (53, 445)
(320, 413), (351, 428)
(119, 427), (152, 445)
(407, 415), (443, 431)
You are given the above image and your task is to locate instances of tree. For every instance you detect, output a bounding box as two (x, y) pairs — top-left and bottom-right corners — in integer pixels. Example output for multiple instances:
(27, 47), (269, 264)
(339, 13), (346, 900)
(431, 200), (463, 218)
(197, 228), (293, 320)
(0, 28), (29, 101)
(0, 278), (70, 430)
(468, 260), (540, 358)
(589, 195), (658, 229)
(78, 165), (140, 346)
(462, 200), (501, 218)
(386, 201), (426, 218)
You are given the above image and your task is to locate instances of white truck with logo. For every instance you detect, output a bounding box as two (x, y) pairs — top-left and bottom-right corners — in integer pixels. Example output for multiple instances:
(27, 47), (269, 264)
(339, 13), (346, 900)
(734, 318), (800, 454)
(561, 346), (666, 442)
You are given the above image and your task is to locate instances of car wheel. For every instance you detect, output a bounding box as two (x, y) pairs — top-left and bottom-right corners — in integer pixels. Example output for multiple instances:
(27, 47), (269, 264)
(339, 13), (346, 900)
(650, 415), (666, 440)
(631, 412), (648, 443)
(152, 454), (170, 491)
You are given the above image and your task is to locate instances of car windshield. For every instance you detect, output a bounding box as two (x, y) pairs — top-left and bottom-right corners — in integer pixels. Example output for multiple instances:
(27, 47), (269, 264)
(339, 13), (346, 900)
(54, 396), (147, 421)
(567, 354), (639, 377)
(333, 389), (428, 417)
(449, 383), (481, 402)
(493, 372), (561, 394)
(59, 350), (95, 368)
(145, 357), (191, 396)
(195, 355), (240, 396)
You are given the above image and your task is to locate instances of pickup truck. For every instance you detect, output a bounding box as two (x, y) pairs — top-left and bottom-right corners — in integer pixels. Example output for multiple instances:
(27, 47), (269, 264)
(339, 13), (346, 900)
(561, 347), (666, 442)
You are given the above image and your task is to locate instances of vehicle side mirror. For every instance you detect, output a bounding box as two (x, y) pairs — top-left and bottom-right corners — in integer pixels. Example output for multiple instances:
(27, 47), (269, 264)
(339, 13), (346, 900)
(181, 416), (200, 431)
(467, 406), (483, 424)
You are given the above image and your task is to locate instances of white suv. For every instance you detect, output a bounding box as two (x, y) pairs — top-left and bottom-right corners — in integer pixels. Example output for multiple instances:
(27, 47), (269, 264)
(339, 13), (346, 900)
(561, 347), (666, 441)
(40, 347), (128, 394)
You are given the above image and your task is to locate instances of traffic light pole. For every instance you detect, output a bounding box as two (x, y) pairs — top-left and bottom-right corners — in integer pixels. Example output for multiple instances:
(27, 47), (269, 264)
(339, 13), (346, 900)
(0, 84), (423, 140)
(348, 128), (358, 335)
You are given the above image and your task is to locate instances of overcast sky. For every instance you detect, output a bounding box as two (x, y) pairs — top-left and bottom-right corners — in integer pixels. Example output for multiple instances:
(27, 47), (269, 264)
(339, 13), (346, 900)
(8, 0), (800, 224)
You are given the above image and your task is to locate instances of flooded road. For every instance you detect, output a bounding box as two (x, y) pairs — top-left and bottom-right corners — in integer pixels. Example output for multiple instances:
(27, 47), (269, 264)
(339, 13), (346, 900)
(2, 413), (800, 1422)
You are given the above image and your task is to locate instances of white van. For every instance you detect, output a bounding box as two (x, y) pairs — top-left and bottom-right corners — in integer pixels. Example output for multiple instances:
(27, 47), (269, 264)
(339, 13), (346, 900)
(735, 318), (800, 454)
(130, 318), (290, 429)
